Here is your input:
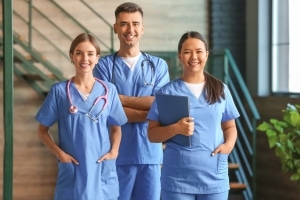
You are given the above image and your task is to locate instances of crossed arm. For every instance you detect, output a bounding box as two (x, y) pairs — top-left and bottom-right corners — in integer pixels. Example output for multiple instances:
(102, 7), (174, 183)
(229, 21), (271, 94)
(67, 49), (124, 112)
(119, 94), (154, 123)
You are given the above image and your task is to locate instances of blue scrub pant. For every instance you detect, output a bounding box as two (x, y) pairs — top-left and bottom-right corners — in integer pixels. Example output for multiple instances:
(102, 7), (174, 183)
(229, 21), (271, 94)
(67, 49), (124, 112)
(161, 189), (229, 200)
(117, 164), (161, 200)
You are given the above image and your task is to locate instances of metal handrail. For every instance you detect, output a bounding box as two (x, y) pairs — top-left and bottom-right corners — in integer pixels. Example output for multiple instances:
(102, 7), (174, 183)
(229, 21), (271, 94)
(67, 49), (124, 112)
(80, 0), (114, 53)
(24, 0), (73, 41)
(224, 49), (260, 119)
(201, 48), (260, 199)
(13, 50), (56, 88)
(13, 10), (70, 61)
(50, 0), (112, 51)
(221, 49), (260, 200)
(13, 32), (65, 81)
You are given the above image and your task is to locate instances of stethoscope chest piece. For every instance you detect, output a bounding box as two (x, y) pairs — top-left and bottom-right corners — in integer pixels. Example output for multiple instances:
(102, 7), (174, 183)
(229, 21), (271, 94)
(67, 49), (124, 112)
(67, 77), (108, 121)
(69, 105), (78, 113)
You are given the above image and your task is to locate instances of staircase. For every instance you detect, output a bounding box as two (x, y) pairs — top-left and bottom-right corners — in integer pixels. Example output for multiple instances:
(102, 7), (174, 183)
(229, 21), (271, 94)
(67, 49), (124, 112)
(1, 29), (65, 96)
(229, 163), (247, 200)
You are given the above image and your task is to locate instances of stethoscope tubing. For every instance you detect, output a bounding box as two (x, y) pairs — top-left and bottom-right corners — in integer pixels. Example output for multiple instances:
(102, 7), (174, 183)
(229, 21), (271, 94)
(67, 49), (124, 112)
(67, 77), (109, 117)
(111, 51), (155, 86)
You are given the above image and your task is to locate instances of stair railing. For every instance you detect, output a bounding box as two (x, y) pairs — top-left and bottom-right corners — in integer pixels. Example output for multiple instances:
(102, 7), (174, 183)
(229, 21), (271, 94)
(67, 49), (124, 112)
(79, 0), (114, 53)
(24, 0), (74, 42)
(23, 0), (114, 53)
(49, 0), (113, 52)
(207, 49), (261, 200)
(13, 10), (70, 61)
(12, 31), (65, 81)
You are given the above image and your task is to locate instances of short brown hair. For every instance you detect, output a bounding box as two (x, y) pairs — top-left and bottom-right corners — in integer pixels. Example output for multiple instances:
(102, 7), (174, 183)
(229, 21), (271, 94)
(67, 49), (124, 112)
(115, 2), (143, 18)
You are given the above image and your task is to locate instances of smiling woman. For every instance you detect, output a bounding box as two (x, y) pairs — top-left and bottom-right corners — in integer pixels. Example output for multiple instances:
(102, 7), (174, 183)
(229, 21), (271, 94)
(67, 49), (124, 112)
(35, 33), (127, 200)
(147, 31), (240, 200)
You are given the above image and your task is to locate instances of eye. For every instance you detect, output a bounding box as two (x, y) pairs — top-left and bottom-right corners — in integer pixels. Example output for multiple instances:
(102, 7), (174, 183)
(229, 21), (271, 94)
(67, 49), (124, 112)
(120, 23), (128, 27)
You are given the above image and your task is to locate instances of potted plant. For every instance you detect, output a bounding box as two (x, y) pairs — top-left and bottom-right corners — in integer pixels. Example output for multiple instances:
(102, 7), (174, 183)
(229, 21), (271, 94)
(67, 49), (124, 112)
(257, 103), (300, 184)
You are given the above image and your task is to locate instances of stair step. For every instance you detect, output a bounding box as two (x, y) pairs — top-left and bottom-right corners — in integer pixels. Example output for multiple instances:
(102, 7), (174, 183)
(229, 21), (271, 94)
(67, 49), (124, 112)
(23, 73), (56, 81)
(230, 182), (247, 190)
(228, 163), (246, 192)
(229, 163), (240, 170)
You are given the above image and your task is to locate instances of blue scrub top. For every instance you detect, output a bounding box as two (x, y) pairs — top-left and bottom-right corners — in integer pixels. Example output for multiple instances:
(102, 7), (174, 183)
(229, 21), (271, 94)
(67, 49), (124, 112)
(147, 78), (240, 194)
(93, 53), (170, 165)
(35, 80), (127, 200)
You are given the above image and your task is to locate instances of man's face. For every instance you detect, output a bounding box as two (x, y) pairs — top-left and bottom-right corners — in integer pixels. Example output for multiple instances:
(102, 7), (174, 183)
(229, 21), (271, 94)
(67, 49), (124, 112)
(114, 12), (144, 48)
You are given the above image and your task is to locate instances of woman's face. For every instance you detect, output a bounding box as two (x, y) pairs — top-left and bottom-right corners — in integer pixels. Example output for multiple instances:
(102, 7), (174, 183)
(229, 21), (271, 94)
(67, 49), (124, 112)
(178, 38), (208, 74)
(70, 41), (100, 75)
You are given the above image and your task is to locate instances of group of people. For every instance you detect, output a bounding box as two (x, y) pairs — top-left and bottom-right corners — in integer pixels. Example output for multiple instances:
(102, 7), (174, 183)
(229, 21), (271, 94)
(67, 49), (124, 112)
(35, 2), (239, 200)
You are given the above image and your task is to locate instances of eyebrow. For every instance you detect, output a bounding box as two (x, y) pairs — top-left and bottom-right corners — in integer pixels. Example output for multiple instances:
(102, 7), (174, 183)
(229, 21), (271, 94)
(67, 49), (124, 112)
(75, 50), (95, 53)
(75, 49), (95, 52)
(119, 21), (141, 24)
(183, 48), (204, 51)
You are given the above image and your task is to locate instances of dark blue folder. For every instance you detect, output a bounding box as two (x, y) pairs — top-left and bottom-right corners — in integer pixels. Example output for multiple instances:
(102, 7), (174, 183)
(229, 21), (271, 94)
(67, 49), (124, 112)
(155, 94), (191, 147)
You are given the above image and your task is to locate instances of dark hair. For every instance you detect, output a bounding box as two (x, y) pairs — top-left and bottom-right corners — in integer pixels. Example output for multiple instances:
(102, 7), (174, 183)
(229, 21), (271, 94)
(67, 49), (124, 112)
(178, 31), (208, 53)
(69, 33), (100, 59)
(115, 2), (143, 18)
(178, 31), (225, 104)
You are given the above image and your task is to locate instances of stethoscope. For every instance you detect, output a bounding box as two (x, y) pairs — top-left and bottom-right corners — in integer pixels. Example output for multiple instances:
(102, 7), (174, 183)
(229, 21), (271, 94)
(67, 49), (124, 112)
(67, 77), (108, 122)
(112, 51), (155, 86)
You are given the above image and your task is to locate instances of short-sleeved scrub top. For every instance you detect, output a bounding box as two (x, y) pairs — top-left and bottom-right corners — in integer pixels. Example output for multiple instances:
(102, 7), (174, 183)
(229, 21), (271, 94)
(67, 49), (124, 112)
(147, 78), (240, 194)
(93, 52), (170, 165)
(35, 80), (127, 200)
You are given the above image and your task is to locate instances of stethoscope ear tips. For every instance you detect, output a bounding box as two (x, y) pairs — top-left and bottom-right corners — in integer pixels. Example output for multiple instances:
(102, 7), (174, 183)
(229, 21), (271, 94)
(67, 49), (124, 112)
(69, 105), (78, 113)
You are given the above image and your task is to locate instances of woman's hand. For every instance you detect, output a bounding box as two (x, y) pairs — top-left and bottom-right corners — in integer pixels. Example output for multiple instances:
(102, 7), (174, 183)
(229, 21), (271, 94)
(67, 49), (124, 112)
(97, 150), (118, 163)
(177, 117), (194, 136)
(211, 143), (233, 156)
(57, 151), (79, 165)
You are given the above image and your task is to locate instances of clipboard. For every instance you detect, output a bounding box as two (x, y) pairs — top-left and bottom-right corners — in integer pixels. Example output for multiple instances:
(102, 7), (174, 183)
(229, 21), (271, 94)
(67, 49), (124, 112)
(155, 94), (191, 146)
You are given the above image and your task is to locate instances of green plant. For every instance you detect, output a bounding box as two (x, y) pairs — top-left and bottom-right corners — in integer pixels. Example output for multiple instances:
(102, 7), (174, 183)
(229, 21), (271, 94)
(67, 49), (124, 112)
(257, 103), (300, 184)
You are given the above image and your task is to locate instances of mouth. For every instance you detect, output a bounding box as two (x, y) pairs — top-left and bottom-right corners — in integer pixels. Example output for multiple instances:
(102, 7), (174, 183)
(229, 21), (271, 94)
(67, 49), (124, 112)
(80, 63), (90, 68)
(125, 34), (135, 41)
(188, 61), (200, 67)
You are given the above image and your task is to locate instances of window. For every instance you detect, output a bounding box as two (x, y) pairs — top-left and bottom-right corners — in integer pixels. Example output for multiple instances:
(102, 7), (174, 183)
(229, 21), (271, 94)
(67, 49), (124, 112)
(272, 0), (299, 94)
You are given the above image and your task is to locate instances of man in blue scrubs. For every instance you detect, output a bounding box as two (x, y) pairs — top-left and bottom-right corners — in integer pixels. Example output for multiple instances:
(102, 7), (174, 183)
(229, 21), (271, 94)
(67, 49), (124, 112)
(93, 2), (170, 200)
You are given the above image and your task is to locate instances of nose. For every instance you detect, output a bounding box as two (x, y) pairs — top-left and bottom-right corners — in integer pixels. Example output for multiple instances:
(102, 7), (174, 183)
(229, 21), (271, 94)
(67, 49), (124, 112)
(126, 24), (134, 32)
(191, 52), (197, 60)
(83, 53), (89, 60)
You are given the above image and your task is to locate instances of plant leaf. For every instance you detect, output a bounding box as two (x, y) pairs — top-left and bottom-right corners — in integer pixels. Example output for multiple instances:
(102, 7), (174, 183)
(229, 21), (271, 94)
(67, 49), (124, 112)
(291, 173), (300, 181)
(295, 141), (300, 154)
(257, 122), (272, 131)
(287, 139), (294, 150)
(267, 135), (278, 148)
(290, 111), (300, 127)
